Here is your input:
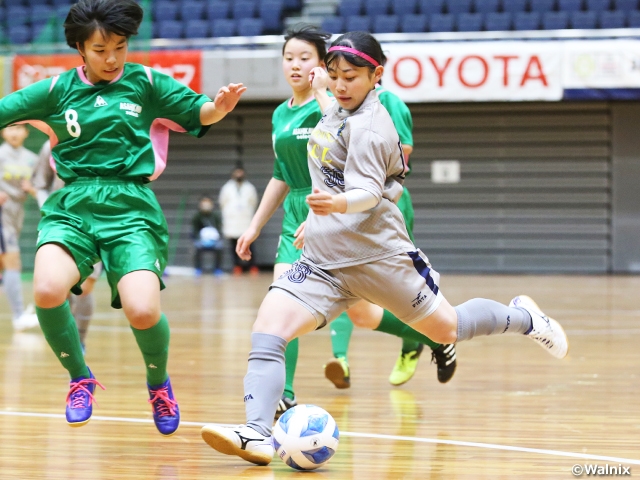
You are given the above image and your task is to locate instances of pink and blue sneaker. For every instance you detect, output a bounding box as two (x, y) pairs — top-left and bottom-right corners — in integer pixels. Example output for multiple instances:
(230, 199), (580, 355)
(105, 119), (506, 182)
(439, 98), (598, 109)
(66, 368), (105, 427)
(148, 377), (180, 436)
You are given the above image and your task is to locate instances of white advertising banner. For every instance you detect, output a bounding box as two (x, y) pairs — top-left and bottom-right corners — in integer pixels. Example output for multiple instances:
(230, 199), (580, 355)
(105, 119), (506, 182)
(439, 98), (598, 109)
(562, 40), (640, 89)
(382, 41), (564, 102)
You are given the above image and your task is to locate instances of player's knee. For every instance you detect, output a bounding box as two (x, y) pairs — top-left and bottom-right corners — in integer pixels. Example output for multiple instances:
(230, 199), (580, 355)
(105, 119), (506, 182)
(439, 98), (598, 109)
(430, 328), (457, 345)
(124, 303), (161, 329)
(348, 312), (373, 328)
(34, 279), (69, 308)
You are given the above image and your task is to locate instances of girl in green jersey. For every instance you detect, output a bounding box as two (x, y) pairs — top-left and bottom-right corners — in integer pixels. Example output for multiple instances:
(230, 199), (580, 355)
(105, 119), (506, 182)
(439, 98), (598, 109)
(0, 0), (245, 435)
(235, 25), (448, 418)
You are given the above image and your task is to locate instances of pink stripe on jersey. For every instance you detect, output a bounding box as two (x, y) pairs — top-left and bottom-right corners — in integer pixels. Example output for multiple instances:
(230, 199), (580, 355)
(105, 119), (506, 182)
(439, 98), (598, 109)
(49, 75), (60, 92)
(143, 66), (154, 85)
(16, 120), (59, 173)
(75, 65), (125, 85)
(148, 118), (187, 181)
(109, 68), (124, 84)
(76, 66), (93, 86)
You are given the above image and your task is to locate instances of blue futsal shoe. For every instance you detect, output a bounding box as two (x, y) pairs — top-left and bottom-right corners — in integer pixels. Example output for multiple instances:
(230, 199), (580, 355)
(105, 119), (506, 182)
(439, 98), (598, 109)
(66, 368), (105, 427)
(148, 377), (180, 436)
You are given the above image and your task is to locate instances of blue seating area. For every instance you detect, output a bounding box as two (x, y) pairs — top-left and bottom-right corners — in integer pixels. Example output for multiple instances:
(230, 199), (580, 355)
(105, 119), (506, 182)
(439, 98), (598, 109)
(151, 0), (300, 38)
(0, 0), (303, 44)
(322, 0), (640, 33)
(0, 0), (639, 44)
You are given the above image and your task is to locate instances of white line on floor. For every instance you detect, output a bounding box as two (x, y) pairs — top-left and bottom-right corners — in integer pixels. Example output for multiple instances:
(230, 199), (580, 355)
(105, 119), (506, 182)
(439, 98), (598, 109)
(0, 410), (638, 465)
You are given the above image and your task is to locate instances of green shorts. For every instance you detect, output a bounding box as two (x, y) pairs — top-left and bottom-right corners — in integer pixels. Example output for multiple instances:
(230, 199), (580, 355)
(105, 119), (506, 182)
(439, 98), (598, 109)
(275, 187), (311, 265)
(37, 177), (168, 309)
(397, 186), (415, 243)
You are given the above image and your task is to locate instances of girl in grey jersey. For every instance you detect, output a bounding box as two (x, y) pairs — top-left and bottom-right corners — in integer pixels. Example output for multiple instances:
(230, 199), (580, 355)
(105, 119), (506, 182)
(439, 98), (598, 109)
(201, 32), (569, 467)
(0, 125), (39, 331)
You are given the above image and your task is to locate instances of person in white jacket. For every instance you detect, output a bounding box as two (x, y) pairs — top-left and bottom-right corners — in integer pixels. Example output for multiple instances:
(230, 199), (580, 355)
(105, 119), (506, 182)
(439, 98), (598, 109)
(218, 165), (259, 274)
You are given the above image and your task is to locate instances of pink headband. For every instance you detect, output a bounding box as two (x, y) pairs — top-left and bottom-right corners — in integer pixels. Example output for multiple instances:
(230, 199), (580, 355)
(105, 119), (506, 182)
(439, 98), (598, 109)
(328, 46), (380, 67)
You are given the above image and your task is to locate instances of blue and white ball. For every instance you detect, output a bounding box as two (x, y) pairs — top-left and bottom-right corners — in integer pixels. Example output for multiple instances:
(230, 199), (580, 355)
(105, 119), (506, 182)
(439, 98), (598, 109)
(272, 404), (339, 470)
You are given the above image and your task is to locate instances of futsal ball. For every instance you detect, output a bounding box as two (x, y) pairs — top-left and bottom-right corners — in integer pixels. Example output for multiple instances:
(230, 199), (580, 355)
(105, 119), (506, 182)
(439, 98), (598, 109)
(272, 404), (339, 471)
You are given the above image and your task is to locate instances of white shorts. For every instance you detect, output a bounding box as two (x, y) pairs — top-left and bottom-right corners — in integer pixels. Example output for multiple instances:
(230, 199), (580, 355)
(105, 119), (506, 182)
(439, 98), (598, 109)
(270, 250), (444, 329)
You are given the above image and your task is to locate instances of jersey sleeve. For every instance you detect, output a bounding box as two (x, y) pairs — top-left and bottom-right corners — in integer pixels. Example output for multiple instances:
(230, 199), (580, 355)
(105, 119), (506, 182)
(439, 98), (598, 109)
(149, 69), (212, 138)
(379, 93), (413, 147)
(0, 78), (53, 129)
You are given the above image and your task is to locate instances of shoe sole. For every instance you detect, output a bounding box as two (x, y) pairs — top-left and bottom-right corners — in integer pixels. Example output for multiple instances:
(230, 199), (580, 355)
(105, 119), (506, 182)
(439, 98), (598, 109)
(324, 361), (350, 389)
(437, 363), (457, 384)
(201, 426), (272, 466)
(389, 369), (417, 387)
(67, 419), (90, 428)
(389, 377), (411, 387)
(513, 295), (570, 359)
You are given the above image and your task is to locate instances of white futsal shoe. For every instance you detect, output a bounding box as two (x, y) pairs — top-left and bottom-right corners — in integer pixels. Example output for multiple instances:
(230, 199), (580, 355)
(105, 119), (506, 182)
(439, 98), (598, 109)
(510, 295), (569, 359)
(201, 423), (274, 465)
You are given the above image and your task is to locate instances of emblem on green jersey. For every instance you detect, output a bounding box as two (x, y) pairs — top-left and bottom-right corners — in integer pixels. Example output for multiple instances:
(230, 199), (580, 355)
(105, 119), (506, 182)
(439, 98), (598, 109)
(120, 102), (143, 117)
(94, 96), (108, 107)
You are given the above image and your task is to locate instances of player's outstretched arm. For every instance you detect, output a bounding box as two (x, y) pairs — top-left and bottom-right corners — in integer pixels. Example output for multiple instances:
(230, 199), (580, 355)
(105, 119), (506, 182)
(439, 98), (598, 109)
(200, 83), (247, 125)
(236, 177), (289, 260)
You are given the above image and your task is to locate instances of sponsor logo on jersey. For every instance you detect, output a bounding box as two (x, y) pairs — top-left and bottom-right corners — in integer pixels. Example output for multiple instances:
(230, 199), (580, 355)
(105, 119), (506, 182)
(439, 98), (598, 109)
(311, 129), (335, 142)
(243, 394), (254, 402)
(94, 95), (108, 107)
(308, 142), (333, 164)
(120, 102), (143, 117)
(292, 127), (313, 140)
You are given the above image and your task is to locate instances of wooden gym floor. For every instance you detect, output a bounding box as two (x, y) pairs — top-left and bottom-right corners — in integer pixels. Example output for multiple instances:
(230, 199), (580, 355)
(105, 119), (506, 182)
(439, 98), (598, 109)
(0, 273), (638, 479)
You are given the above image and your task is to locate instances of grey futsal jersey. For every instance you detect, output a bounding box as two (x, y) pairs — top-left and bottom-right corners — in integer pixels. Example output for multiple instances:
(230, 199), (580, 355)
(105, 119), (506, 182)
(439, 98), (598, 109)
(32, 140), (64, 207)
(0, 141), (37, 227)
(303, 89), (414, 269)
(0, 142), (37, 204)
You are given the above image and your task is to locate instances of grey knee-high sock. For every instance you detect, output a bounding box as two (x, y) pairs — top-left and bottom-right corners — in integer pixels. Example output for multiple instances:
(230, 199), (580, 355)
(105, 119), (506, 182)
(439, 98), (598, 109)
(455, 298), (532, 342)
(245, 332), (287, 437)
(4, 270), (24, 320)
(72, 294), (94, 345)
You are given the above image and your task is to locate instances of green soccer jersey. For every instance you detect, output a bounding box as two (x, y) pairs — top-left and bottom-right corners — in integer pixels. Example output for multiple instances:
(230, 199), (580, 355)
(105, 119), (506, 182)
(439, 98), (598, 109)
(0, 63), (211, 182)
(377, 85), (414, 176)
(271, 97), (321, 190)
(377, 86), (413, 147)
